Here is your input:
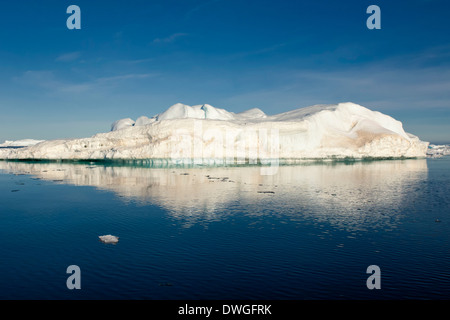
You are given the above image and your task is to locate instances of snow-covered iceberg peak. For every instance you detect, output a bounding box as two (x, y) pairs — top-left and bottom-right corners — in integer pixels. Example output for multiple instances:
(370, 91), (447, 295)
(0, 102), (429, 161)
(111, 118), (135, 131)
(155, 103), (235, 122)
(111, 103), (263, 131)
(236, 108), (267, 120)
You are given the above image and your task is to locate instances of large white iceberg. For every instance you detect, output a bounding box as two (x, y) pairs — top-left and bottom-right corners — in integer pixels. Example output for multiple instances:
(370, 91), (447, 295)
(0, 102), (428, 161)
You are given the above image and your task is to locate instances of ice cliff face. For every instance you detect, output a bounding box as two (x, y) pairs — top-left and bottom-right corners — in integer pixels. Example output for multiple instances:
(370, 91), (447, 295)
(0, 102), (428, 161)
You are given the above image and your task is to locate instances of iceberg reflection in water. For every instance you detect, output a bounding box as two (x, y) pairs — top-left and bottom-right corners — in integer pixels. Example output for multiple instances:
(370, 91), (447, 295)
(0, 159), (428, 231)
(2, 158), (450, 300)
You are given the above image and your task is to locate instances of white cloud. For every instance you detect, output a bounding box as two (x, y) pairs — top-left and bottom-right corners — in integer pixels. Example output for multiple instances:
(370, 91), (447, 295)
(152, 33), (188, 44)
(55, 52), (81, 62)
(95, 73), (154, 83)
(185, 0), (222, 18)
(13, 71), (157, 94)
(117, 58), (154, 65)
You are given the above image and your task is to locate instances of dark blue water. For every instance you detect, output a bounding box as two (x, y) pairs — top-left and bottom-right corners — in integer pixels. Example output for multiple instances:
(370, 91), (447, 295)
(0, 158), (449, 299)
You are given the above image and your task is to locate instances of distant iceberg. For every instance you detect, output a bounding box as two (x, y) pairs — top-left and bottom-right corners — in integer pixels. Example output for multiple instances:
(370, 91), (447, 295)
(427, 144), (450, 158)
(0, 102), (428, 161)
(0, 139), (44, 148)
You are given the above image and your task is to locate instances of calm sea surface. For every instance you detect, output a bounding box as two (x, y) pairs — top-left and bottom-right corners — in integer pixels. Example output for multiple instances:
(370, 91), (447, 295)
(0, 158), (449, 299)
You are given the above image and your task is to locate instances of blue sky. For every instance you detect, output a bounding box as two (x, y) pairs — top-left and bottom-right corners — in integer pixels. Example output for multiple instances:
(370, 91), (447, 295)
(0, 0), (449, 143)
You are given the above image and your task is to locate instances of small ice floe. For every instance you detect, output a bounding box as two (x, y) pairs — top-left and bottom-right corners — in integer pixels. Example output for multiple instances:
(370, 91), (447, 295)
(99, 235), (119, 244)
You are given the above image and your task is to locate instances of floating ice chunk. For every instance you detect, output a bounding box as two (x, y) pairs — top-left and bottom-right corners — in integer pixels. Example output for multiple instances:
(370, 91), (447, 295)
(99, 235), (119, 244)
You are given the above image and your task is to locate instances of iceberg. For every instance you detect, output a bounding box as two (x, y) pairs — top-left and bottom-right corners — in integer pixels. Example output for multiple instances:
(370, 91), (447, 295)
(427, 144), (450, 158)
(0, 139), (45, 148)
(0, 102), (428, 161)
